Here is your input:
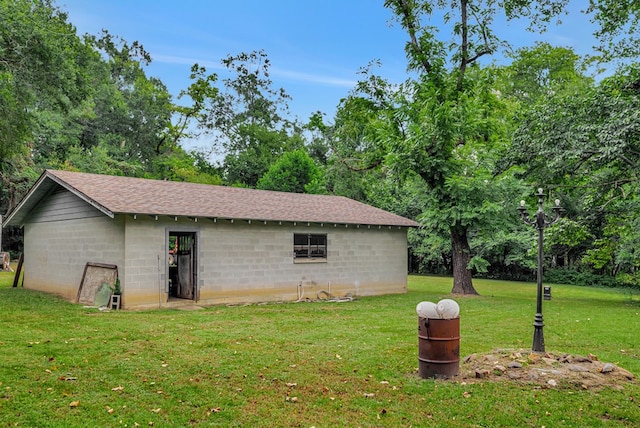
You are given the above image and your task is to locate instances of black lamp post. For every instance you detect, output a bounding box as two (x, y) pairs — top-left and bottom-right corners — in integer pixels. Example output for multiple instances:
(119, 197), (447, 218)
(518, 188), (561, 353)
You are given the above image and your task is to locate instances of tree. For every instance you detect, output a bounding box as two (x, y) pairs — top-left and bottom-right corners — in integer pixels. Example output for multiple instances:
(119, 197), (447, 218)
(512, 65), (639, 191)
(78, 32), (174, 166)
(330, 0), (568, 294)
(256, 149), (322, 193)
(191, 50), (304, 187)
(146, 147), (222, 185)
(0, 1), (232, 255)
(23, 28), (182, 181)
(0, 0), (93, 213)
(496, 42), (591, 105)
(170, 64), (220, 145)
(512, 63), (640, 282)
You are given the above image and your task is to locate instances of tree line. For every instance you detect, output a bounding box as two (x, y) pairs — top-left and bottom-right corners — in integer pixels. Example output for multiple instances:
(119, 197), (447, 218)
(1, 0), (638, 293)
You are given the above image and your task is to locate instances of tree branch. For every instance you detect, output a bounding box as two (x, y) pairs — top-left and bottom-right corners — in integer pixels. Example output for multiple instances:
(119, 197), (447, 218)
(457, 0), (469, 91)
(395, 0), (432, 74)
(338, 157), (384, 172)
(467, 49), (493, 64)
(616, 153), (637, 168)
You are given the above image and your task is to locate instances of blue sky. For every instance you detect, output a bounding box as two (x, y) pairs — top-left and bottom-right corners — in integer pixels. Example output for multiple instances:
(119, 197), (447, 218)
(59, 1), (599, 122)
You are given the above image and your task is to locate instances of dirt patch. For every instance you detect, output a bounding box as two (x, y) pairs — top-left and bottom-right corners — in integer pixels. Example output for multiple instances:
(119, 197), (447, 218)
(456, 349), (636, 390)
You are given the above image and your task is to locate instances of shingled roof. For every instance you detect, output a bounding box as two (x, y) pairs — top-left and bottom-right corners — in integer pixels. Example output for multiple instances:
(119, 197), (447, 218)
(3, 170), (418, 228)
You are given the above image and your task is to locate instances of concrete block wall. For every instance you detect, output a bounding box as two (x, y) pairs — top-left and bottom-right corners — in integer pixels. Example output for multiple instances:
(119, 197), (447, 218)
(24, 216), (125, 300)
(122, 215), (177, 308)
(197, 222), (408, 305)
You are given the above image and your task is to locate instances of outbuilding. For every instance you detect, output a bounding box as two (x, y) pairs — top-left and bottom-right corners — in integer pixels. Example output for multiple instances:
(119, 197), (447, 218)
(3, 170), (418, 309)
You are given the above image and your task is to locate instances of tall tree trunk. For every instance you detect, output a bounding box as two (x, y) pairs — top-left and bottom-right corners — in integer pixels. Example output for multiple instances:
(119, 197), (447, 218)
(450, 225), (479, 295)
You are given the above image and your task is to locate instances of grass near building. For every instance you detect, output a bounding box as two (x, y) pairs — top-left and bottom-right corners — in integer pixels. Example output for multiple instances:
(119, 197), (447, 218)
(0, 270), (638, 427)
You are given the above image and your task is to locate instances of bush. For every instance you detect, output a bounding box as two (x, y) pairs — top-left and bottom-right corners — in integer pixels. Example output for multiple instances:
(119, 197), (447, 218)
(543, 268), (624, 288)
(617, 272), (640, 290)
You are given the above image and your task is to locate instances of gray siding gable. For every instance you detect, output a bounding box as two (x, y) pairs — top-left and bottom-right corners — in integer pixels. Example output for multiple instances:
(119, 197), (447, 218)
(26, 187), (105, 223)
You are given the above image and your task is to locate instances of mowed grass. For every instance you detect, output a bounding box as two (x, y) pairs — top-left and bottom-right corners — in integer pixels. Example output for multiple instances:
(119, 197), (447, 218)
(0, 270), (639, 427)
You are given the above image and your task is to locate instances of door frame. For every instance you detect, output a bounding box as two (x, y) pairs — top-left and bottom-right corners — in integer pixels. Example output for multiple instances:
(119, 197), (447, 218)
(165, 227), (199, 302)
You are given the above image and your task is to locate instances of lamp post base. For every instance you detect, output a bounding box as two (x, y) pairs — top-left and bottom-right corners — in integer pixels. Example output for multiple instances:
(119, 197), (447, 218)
(532, 313), (545, 353)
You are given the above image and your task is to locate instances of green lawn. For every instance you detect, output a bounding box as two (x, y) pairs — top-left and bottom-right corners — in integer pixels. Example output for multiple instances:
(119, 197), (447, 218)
(0, 271), (638, 427)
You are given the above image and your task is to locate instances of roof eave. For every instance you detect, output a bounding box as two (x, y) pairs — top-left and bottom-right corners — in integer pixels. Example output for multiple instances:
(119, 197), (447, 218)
(2, 172), (50, 227)
(129, 213), (418, 228)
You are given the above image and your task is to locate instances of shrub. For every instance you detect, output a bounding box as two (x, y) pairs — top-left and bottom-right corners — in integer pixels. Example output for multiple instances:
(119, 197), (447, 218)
(543, 268), (623, 288)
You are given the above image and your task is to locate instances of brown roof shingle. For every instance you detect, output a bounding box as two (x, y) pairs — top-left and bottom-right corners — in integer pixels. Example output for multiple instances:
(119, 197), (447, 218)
(6, 170), (418, 227)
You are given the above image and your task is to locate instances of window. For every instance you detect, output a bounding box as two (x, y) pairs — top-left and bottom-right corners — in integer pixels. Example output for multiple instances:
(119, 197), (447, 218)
(294, 234), (327, 260)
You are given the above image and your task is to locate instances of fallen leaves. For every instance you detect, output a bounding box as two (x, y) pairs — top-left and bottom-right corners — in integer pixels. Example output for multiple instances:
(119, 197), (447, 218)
(59, 375), (77, 381)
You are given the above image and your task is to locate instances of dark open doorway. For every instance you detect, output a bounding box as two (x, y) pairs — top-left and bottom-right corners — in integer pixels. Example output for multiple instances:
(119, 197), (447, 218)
(168, 231), (198, 301)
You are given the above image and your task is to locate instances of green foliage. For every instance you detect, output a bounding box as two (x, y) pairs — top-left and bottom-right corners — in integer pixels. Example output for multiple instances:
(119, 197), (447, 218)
(545, 217), (592, 249)
(583, 205), (640, 275)
(223, 125), (304, 187)
(57, 143), (142, 177)
(471, 226), (538, 279)
(617, 272), (640, 289)
(467, 255), (490, 274)
(544, 217), (594, 268)
(0, 72), (30, 161)
(409, 227), (452, 274)
(583, 237), (617, 271)
(332, 62), (519, 293)
(0, 154), (38, 213)
(587, 0), (640, 61)
(356, 1), (571, 294)
(186, 50), (305, 187)
(497, 42), (592, 105)
(0, 0), (95, 201)
(146, 149), (222, 185)
(512, 64), (640, 184)
(0, 1), (233, 258)
(256, 149), (322, 193)
(111, 277), (121, 295)
(543, 267), (625, 289)
(170, 64), (219, 144)
(78, 32), (174, 165)
(512, 63), (640, 281)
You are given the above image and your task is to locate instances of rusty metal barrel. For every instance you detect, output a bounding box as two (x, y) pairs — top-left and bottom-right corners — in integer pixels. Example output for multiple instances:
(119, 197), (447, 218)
(418, 316), (460, 379)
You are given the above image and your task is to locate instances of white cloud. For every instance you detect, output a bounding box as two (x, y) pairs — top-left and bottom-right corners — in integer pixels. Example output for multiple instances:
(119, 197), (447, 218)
(151, 54), (224, 70)
(271, 67), (357, 88)
(152, 54), (357, 88)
